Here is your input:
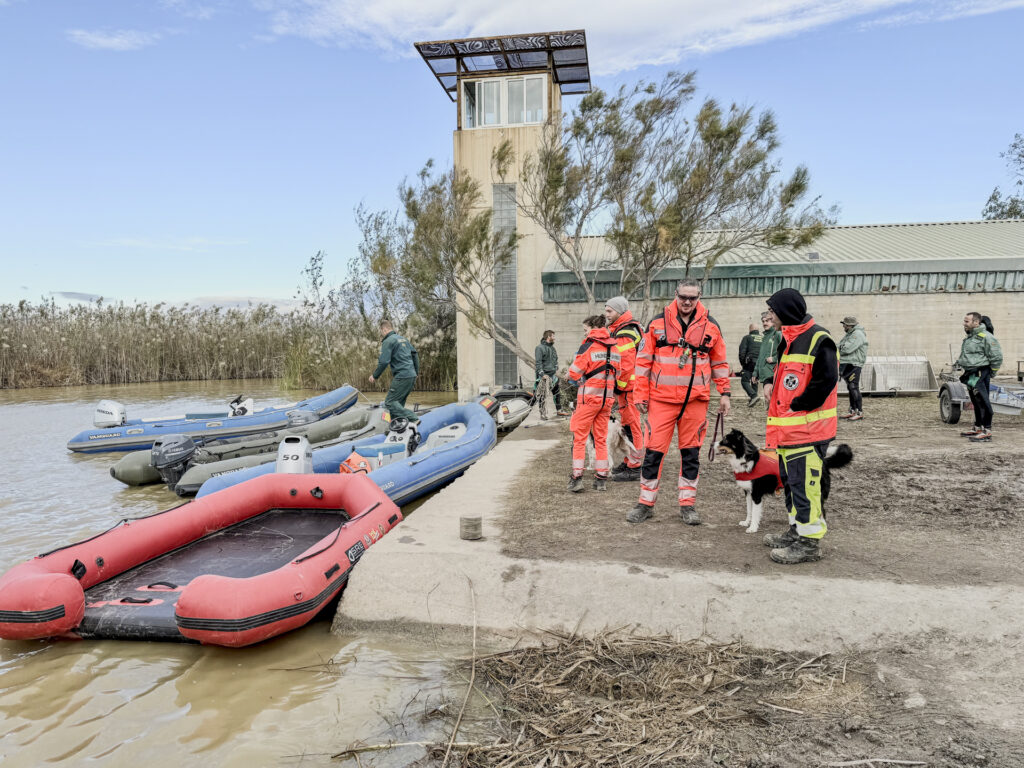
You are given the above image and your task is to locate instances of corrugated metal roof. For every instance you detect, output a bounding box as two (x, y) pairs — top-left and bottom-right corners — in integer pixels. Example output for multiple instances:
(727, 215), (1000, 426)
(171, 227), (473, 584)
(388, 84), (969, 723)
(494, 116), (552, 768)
(541, 219), (1024, 274)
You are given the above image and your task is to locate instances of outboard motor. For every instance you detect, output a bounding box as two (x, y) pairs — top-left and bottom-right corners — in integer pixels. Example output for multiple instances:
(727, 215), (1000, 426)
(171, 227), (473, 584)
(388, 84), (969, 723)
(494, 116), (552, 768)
(384, 416), (420, 455)
(94, 400), (127, 428)
(228, 394), (255, 417)
(275, 435), (313, 474)
(286, 409), (319, 427)
(151, 434), (198, 488)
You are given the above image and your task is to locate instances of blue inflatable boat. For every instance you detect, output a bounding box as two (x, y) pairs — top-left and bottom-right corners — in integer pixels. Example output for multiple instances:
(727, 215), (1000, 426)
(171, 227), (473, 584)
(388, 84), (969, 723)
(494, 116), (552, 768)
(67, 385), (359, 453)
(196, 402), (496, 506)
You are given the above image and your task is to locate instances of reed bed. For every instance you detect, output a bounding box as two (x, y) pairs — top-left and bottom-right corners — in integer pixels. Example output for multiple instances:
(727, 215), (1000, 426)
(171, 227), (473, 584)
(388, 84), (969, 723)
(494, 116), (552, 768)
(413, 631), (877, 768)
(0, 299), (455, 391)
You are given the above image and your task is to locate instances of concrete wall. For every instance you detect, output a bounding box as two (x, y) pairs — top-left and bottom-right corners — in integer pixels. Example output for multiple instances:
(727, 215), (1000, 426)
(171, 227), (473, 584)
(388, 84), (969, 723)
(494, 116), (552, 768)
(452, 77), (563, 400)
(543, 291), (1024, 377)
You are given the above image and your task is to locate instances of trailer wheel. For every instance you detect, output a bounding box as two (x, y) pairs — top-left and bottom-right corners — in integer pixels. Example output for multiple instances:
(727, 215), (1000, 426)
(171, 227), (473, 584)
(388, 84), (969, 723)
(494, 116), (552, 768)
(939, 387), (961, 424)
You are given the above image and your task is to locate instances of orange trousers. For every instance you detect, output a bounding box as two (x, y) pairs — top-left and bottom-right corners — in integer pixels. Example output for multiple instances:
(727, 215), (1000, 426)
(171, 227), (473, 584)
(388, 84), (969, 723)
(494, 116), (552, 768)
(570, 399), (612, 478)
(616, 392), (646, 469)
(638, 398), (708, 508)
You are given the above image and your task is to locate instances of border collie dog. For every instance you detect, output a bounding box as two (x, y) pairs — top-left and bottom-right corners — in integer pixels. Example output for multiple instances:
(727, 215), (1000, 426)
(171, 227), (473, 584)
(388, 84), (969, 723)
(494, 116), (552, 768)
(714, 429), (853, 533)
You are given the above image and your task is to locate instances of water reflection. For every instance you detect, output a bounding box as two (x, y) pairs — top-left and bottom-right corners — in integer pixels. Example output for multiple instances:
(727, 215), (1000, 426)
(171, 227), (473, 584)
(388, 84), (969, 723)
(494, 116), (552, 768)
(0, 381), (459, 767)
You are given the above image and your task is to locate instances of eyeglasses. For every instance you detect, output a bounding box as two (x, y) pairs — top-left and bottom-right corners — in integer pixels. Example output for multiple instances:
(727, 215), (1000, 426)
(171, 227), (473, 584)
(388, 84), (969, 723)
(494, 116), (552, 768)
(675, 294), (700, 303)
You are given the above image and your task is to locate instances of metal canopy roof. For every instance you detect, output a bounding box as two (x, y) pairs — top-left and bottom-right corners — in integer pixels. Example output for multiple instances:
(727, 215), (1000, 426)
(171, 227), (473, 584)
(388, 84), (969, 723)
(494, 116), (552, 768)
(415, 30), (591, 102)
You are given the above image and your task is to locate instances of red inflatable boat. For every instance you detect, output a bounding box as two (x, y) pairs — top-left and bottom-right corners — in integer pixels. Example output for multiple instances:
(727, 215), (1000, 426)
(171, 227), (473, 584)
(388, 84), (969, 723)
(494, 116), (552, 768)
(0, 473), (401, 647)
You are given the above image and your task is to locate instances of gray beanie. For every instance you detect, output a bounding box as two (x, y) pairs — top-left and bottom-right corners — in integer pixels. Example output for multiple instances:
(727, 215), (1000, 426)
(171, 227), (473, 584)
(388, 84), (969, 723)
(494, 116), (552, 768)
(605, 296), (629, 317)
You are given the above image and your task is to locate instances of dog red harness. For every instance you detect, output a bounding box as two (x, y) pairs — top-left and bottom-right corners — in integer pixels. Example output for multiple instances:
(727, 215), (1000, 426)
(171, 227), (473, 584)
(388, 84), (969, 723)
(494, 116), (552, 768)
(734, 452), (783, 493)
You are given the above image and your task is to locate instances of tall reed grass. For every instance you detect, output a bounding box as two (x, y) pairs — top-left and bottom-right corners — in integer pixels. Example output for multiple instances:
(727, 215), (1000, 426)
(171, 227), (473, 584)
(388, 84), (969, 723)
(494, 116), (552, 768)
(0, 299), (455, 391)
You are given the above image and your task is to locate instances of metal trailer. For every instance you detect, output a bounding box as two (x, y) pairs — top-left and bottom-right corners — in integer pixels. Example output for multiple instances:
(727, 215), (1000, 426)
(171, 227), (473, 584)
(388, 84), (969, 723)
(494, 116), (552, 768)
(838, 355), (938, 396)
(938, 365), (1024, 424)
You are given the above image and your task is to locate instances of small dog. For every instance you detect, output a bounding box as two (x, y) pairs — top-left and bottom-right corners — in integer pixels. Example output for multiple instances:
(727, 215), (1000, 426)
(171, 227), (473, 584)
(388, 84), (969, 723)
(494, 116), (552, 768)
(714, 429), (853, 533)
(584, 415), (637, 472)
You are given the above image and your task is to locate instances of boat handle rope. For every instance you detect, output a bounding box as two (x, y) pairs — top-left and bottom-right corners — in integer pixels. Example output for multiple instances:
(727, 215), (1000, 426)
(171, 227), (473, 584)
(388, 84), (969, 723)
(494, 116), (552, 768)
(37, 501), (191, 559)
(408, 424), (486, 466)
(293, 501), (382, 564)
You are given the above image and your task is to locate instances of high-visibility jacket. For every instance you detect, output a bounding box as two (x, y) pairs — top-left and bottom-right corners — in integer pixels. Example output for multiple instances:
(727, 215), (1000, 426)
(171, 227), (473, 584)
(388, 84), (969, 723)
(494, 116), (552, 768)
(766, 318), (838, 449)
(608, 311), (643, 393)
(568, 328), (622, 405)
(634, 299), (731, 405)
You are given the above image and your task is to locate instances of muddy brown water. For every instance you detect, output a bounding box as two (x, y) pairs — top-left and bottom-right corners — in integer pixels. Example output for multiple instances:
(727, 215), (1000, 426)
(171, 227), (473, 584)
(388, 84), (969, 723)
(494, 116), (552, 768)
(0, 381), (459, 767)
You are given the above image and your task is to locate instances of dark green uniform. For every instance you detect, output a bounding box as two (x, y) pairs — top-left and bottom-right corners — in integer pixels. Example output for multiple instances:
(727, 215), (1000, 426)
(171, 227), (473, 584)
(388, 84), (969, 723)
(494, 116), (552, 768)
(373, 331), (420, 422)
(738, 330), (764, 399)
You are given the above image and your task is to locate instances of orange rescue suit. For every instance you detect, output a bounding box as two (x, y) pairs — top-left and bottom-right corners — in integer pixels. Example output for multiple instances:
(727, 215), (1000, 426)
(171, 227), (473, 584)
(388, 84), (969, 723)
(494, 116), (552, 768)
(567, 328), (621, 479)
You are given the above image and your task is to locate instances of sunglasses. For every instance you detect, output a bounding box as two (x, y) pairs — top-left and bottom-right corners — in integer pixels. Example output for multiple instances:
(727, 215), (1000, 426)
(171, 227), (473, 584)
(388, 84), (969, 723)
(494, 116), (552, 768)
(675, 293), (700, 303)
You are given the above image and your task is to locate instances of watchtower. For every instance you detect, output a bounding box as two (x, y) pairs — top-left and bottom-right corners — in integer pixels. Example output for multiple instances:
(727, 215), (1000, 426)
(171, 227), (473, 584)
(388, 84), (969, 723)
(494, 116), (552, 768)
(415, 31), (591, 400)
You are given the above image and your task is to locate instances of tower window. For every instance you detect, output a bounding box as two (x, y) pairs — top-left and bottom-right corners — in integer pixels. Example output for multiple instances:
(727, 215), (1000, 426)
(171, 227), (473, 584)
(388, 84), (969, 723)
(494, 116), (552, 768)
(463, 75), (546, 129)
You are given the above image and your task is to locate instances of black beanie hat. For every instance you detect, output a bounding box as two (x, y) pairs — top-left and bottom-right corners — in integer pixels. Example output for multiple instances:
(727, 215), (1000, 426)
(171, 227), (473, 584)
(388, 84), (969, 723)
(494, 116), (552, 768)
(766, 288), (807, 325)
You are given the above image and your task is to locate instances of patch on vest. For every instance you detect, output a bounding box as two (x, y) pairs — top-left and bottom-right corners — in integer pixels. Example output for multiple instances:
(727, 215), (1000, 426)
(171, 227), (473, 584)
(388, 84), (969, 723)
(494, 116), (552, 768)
(783, 373), (800, 391)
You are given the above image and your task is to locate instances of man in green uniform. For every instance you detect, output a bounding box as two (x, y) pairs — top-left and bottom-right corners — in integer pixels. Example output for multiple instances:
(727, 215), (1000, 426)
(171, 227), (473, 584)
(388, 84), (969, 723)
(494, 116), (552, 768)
(369, 320), (420, 422)
(837, 316), (869, 421)
(956, 312), (1003, 443)
(738, 323), (764, 406)
(534, 330), (562, 419)
(752, 312), (781, 407)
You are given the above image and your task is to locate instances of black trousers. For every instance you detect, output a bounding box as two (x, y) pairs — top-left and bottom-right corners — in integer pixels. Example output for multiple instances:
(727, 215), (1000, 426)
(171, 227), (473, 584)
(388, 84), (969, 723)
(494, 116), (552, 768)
(964, 367), (993, 429)
(740, 366), (757, 398)
(839, 363), (863, 412)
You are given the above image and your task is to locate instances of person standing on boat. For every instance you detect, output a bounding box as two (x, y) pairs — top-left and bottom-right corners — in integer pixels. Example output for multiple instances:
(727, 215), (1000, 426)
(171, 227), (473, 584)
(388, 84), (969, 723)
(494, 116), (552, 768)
(369, 320), (420, 423)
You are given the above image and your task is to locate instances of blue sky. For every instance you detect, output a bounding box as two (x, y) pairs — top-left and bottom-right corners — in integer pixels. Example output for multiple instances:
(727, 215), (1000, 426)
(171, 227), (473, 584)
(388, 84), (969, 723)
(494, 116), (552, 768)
(1, 0), (1022, 306)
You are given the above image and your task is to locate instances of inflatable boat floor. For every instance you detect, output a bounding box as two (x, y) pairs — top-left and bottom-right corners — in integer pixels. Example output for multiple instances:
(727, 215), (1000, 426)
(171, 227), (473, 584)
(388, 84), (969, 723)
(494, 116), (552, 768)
(78, 509), (346, 642)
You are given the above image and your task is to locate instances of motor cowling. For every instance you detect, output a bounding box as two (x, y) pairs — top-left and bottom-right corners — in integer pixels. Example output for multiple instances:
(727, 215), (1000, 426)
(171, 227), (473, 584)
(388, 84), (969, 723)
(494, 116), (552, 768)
(286, 409), (319, 427)
(275, 435), (312, 474)
(151, 434), (198, 488)
(94, 400), (127, 428)
(228, 395), (255, 417)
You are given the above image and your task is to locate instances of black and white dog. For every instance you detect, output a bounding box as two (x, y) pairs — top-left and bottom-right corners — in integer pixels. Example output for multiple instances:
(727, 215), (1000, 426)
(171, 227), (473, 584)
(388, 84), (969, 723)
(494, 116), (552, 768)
(714, 429), (853, 534)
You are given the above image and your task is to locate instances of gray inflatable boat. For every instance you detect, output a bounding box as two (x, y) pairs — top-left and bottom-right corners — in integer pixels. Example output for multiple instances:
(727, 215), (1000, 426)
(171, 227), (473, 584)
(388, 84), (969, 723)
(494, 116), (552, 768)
(110, 405), (390, 491)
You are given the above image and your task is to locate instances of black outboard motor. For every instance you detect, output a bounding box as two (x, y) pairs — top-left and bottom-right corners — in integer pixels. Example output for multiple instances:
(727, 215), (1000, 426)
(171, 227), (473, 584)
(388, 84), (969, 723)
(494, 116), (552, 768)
(151, 434), (198, 488)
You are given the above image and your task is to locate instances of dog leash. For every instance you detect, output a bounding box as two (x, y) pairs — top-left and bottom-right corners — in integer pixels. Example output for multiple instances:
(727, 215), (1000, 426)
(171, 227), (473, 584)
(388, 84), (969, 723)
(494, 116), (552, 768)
(707, 410), (726, 463)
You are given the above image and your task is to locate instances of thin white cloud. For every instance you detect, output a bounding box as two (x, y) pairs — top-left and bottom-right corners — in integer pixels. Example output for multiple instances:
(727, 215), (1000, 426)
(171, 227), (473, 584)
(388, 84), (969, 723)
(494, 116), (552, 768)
(161, 0), (220, 21)
(66, 29), (162, 51)
(863, 0), (1024, 28)
(251, 0), (1024, 74)
(252, 0), (903, 74)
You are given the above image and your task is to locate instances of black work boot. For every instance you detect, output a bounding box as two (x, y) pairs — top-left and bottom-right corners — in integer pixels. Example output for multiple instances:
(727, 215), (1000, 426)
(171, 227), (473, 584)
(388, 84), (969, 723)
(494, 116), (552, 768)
(626, 503), (653, 523)
(567, 476), (584, 493)
(611, 461), (629, 475)
(593, 477), (607, 491)
(770, 536), (823, 564)
(679, 506), (701, 525)
(611, 466), (641, 481)
(762, 525), (798, 548)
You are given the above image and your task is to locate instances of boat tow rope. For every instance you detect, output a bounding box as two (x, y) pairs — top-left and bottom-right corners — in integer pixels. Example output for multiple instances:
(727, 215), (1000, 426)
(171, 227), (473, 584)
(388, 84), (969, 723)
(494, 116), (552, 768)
(37, 501), (191, 559)
(293, 501), (382, 564)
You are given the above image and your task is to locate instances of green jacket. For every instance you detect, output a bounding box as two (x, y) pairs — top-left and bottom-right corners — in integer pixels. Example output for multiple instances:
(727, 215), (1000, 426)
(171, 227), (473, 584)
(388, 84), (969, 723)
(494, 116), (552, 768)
(957, 326), (1002, 373)
(838, 324), (869, 367)
(738, 331), (763, 370)
(373, 331), (419, 380)
(754, 327), (781, 382)
(535, 339), (558, 376)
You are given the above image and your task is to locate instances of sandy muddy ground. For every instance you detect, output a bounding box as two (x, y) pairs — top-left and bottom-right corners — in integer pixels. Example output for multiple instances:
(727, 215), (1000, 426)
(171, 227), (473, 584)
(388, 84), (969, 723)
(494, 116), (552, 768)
(500, 393), (1024, 587)
(482, 391), (1024, 766)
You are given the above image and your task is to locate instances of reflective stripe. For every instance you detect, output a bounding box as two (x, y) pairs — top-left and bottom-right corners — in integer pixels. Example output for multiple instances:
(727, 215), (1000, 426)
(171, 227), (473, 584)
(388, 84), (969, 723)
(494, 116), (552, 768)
(780, 353), (815, 364)
(678, 488), (696, 501)
(766, 408), (837, 426)
(710, 359), (728, 367)
(655, 373), (709, 387)
(572, 459), (584, 469)
(639, 487), (658, 503)
(595, 459), (610, 471)
(795, 518), (827, 538)
(616, 340), (637, 352)
(616, 379), (628, 388)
